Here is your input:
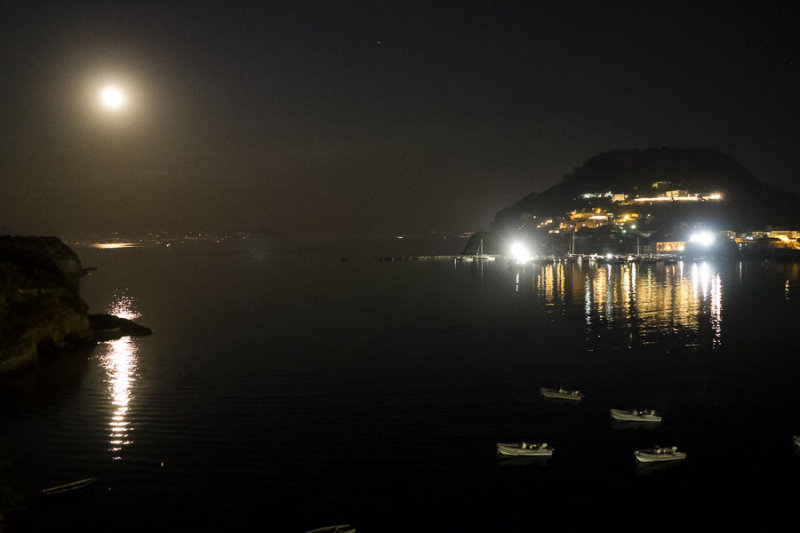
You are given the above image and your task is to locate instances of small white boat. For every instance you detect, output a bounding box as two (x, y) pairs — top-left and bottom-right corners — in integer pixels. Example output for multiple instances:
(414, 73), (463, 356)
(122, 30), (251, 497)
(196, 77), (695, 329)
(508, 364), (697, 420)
(610, 408), (662, 422)
(540, 387), (584, 400)
(634, 446), (686, 463)
(497, 442), (554, 457)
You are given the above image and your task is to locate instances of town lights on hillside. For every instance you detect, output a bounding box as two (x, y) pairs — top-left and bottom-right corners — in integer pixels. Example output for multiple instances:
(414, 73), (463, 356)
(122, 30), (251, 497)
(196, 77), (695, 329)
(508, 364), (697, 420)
(689, 231), (716, 247)
(509, 241), (533, 264)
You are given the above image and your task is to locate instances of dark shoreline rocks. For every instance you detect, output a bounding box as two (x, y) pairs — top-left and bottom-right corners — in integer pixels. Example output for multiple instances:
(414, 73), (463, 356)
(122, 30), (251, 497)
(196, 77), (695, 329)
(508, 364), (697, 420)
(1, 236), (151, 376)
(89, 314), (152, 341)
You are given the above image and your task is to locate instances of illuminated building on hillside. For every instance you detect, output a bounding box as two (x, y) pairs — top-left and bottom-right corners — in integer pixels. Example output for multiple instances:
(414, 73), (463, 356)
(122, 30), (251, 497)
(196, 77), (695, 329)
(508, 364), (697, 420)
(570, 208), (613, 229)
(657, 241), (686, 252)
(735, 230), (800, 250)
(632, 192), (723, 203)
(614, 212), (639, 226)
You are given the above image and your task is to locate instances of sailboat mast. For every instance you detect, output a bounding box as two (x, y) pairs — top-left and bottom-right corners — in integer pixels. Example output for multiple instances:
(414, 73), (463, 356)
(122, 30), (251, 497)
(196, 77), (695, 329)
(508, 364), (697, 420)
(571, 229), (575, 255)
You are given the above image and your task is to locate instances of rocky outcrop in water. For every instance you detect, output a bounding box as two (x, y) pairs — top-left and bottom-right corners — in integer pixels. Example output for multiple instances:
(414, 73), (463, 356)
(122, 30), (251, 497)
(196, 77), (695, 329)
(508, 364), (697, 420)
(89, 314), (152, 341)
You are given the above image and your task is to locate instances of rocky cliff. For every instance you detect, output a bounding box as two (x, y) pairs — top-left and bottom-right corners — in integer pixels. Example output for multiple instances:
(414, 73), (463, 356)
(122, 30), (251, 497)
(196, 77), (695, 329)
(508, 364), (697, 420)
(0, 236), (94, 373)
(0, 236), (84, 279)
(0, 236), (150, 375)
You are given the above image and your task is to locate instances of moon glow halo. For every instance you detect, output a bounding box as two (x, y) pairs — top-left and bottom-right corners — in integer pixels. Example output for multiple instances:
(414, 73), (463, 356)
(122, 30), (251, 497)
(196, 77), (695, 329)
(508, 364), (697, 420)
(100, 86), (126, 110)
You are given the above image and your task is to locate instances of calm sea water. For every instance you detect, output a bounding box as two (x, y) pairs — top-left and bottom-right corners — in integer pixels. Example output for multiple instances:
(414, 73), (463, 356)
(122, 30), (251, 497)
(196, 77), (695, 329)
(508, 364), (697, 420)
(2, 239), (800, 531)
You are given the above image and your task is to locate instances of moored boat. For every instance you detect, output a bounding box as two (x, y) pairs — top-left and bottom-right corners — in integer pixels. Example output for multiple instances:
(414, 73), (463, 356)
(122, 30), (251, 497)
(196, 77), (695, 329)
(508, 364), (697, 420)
(41, 477), (97, 495)
(610, 408), (662, 422)
(634, 446), (686, 463)
(540, 387), (584, 400)
(497, 442), (554, 457)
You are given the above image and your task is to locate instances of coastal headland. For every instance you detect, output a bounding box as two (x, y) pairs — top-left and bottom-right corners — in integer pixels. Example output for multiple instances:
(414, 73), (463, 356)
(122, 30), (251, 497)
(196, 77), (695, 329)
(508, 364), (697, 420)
(466, 148), (800, 259)
(0, 236), (151, 375)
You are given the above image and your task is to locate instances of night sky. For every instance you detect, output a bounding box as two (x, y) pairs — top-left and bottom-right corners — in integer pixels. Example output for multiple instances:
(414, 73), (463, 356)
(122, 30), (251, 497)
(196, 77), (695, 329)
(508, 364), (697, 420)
(2, 1), (798, 239)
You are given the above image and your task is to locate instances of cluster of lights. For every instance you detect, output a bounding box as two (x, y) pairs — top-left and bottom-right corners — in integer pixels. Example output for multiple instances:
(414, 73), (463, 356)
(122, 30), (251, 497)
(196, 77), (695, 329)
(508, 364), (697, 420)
(633, 193), (723, 203)
(580, 192), (614, 199)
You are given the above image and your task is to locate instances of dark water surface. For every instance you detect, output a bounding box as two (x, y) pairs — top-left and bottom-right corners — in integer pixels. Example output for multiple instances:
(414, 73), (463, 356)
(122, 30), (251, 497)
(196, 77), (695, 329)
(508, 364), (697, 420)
(2, 241), (800, 531)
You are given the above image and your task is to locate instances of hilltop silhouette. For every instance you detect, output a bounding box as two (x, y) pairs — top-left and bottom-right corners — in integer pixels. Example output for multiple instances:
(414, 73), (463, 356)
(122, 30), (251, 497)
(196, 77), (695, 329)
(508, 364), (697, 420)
(471, 148), (800, 254)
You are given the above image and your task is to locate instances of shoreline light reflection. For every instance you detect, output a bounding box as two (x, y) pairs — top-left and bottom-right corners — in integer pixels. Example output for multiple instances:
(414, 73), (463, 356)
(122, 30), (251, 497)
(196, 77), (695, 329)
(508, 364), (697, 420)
(99, 293), (141, 460)
(523, 260), (724, 349)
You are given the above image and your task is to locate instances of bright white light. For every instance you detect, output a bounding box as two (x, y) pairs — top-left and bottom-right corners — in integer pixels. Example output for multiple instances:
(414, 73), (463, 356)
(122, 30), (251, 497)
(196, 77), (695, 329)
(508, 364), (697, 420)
(100, 86), (126, 110)
(509, 241), (532, 263)
(91, 242), (137, 249)
(689, 231), (716, 247)
(606, 253), (613, 260)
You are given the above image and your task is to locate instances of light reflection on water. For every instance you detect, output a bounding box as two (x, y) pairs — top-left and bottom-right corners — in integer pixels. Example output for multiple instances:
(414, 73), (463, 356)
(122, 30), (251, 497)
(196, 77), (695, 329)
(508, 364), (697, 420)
(10, 248), (800, 530)
(527, 260), (724, 347)
(97, 293), (140, 460)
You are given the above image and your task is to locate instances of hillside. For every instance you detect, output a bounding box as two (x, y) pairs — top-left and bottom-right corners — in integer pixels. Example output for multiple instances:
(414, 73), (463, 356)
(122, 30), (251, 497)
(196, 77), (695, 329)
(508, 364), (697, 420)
(473, 148), (800, 254)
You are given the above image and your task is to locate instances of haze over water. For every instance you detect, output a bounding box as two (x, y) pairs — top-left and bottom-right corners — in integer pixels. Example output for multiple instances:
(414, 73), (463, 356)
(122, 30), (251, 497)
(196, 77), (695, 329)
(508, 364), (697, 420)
(2, 240), (799, 531)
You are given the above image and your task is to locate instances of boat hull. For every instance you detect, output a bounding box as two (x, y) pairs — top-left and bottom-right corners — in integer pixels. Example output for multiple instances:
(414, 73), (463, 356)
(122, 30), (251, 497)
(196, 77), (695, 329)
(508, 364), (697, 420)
(540, 388), (583, 400)
(497, 443), (554, 457)
(610, 409), (661, 422)
(634, 450), (686, 463)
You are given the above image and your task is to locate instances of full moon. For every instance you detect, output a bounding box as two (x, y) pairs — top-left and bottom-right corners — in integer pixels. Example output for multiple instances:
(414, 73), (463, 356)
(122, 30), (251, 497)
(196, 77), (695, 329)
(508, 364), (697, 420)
(100, 86), (126, 110)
